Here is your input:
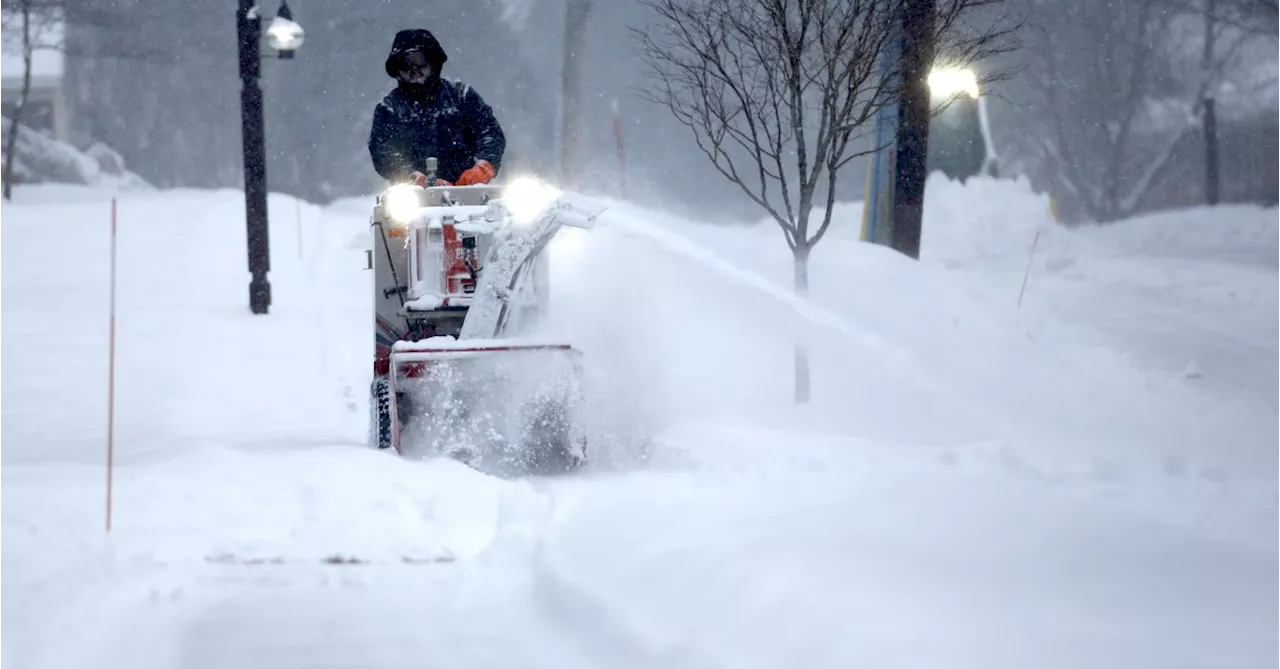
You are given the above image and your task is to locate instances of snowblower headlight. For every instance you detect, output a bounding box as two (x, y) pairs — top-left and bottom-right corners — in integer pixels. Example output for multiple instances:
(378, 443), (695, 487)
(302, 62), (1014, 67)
(384, 184), (424, 225)
(501, 176), (562, 225)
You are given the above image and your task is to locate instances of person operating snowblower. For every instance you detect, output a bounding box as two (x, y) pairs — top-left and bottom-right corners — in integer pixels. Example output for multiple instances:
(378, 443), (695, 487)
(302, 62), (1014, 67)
(363, 27), (597, 476)
(369, 28), (506, 187)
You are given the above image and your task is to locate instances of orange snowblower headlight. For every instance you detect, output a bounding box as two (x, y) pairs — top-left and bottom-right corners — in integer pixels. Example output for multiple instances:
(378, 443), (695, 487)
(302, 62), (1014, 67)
(384, 184), (424, 224)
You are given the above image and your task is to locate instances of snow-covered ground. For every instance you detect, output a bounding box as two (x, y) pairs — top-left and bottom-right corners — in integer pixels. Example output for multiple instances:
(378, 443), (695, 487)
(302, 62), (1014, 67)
(3, 177), (1275, 668)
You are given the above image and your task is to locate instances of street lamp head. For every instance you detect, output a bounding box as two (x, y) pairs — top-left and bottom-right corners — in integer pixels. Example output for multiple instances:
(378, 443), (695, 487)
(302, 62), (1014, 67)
(928, 66), (980, 101)
(266, 1), (304, 57)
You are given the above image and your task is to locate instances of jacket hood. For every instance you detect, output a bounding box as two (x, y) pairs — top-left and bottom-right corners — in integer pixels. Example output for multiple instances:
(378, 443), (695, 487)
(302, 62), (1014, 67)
(384, 29), (448, 78)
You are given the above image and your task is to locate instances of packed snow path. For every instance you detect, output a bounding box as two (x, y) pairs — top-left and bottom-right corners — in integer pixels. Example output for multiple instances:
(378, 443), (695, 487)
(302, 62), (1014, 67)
(3, 182), (1275, 669)
(3, 450), (604, 669)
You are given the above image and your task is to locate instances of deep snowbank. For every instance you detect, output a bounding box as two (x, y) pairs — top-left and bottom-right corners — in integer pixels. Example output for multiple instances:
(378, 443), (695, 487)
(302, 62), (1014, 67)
(2, 180), (1275, 669)
(740, 174), (1277, 268)
(919, 177), (1277, 444)
(535, 176), (1277, 669)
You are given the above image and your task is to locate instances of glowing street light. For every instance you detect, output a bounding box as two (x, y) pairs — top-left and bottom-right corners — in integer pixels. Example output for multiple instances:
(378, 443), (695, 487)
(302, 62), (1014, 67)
(265, 2), (305, 57)
(926, 65), (998, 183)
(927, 66), (980, 101)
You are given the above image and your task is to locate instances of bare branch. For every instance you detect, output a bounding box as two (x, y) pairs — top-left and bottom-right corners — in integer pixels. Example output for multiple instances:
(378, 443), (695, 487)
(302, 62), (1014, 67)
(637, 0), (1018, 253)
(2, 0), (35, 198)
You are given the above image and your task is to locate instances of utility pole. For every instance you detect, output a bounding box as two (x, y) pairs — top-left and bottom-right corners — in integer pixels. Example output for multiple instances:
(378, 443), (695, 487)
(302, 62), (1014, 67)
(890, 0), (937, 259)
(237, 0), (271, 314)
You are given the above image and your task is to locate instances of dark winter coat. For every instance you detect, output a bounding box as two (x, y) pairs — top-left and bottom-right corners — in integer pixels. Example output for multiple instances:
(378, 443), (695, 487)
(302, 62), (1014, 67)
(368, 29), (506, 184)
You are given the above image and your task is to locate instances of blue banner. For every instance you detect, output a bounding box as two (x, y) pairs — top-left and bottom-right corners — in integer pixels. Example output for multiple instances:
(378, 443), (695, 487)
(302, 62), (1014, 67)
(861, 12), (904, 246)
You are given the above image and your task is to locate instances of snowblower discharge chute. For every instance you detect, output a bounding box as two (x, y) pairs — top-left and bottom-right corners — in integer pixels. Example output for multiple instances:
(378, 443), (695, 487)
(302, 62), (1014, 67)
(367, 159), (599, 476)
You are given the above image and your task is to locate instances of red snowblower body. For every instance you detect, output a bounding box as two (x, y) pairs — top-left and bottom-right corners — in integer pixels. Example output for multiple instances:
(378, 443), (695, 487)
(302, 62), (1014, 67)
(366, 158), (600, 476)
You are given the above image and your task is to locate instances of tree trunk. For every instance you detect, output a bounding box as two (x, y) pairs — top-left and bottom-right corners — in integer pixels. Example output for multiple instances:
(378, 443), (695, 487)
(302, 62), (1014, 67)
(1203, 98), (1219, 204)
(793, 244), (811, 404)
(1202, 0), (1220, 205)
(560, 0), (592, 189)
(2, 0), (34, 201)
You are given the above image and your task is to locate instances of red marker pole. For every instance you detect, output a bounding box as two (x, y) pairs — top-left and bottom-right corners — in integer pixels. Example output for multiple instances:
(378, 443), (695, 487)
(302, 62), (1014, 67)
(106, 197), (117, 532)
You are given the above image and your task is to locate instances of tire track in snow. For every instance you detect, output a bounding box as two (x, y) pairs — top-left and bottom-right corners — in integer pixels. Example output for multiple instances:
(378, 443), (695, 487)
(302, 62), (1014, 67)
(453, 473), (731, 669)
(514, 478), (735, 669)
(12, 477), (614, 669)
(4, 433), (593, 667)
(529, 546), (734, 669)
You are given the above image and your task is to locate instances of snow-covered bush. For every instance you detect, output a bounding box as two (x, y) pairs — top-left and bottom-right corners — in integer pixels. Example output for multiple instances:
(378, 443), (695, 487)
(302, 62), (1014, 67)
(1, 116), (151, 190)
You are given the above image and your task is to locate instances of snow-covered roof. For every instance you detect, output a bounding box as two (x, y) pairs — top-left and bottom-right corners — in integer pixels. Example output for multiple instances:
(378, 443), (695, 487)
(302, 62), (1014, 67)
(1, 16), (64, 80)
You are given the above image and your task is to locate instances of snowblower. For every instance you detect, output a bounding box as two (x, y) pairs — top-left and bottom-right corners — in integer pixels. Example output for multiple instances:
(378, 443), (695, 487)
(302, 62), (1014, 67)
(366, 158), (600, 476)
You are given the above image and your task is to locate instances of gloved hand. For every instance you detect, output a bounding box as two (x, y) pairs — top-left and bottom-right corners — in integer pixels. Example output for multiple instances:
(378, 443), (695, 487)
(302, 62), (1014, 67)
(455, 159), (495, 186)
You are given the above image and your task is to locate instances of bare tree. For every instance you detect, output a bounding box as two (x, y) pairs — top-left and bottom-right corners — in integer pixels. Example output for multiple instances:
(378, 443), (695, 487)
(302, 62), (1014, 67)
(1, 0), (62, 199)
(2, 0), (172, 198)
(1171, 0), (1276, 205)
(1257, 0), (1279, 20)
(1023, 0), (1267, 222)
(1201, 0), (1223, 204)
(1218, 0), (1280, 28)
(1155, 0), (1276, 206)
(635, 0), (1016, 401)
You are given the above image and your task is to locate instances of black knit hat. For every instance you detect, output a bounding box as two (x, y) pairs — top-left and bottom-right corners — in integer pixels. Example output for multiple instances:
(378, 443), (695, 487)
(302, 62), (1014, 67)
(384, 29), (448, 78)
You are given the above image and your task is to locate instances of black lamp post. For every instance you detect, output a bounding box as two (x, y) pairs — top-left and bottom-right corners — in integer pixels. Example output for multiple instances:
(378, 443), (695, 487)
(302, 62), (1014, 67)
(236, 0), (305, 315)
